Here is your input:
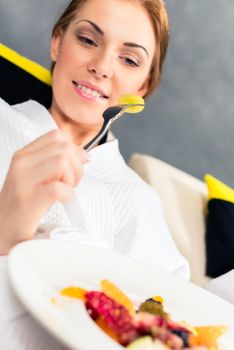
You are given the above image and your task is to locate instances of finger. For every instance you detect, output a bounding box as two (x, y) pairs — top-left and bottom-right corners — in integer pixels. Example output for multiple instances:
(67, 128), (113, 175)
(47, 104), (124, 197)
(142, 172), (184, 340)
(30, 141), (89, 168)
(29, 155), (82, 188)
(12, 142), (86, 187)
(21, 130), (90, 164)
(36, 181), (75, 205)
(17, 182), (75, 235)
(17, 137), (89, 172)
(17, 130), (65, 155)
(76, 146), (90, 164)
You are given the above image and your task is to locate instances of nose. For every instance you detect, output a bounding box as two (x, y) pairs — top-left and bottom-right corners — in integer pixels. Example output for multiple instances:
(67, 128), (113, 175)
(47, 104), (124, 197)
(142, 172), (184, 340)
(87, 53), (114, 80)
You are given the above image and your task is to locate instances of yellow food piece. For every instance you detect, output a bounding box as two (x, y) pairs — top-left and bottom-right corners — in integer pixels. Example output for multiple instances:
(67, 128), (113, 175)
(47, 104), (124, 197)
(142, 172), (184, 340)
(100, 279), (135, 316)
(60, 286), (87, 300)
(118, 94), (145, 113)
(189, 325), (228, 348)
(151, 295), (164, 305)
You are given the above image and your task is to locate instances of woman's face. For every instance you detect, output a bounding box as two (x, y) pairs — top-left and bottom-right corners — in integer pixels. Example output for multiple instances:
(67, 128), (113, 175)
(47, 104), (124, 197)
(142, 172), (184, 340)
(50, 0), (155, 130)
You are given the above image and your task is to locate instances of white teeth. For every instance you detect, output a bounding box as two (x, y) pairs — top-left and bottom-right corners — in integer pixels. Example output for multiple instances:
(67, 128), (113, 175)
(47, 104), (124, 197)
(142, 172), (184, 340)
(92, 90), (99, 97)
(76, 83), (104, 98)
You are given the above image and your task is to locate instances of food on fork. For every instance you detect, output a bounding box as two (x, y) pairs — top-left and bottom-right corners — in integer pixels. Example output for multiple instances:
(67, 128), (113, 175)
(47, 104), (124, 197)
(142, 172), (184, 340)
(59, 280), (227, 350)
(118, 94), (145, 113)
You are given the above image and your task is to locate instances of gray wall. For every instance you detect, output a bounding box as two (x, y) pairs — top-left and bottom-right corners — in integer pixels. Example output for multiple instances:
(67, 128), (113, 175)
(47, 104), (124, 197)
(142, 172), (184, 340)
(1, 0), (234, 186)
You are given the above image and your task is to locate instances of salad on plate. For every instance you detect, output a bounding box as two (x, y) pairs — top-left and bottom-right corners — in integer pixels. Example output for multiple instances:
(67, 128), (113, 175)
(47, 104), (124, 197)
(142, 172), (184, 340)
(52, 279), (227, 350)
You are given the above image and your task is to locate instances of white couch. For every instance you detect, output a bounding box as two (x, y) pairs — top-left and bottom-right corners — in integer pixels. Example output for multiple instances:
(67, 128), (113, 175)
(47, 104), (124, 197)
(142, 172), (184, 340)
(128, 153), (210, 287)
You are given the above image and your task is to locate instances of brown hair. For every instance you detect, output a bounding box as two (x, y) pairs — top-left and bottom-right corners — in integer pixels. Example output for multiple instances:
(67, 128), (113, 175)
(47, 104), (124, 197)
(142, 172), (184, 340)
(51, 0), (169, 97)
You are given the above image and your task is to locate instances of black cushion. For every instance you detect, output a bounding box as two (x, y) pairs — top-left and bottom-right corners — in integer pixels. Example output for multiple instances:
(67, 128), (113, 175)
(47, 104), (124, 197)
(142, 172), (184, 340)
(205, 199), (234, 278)
(0, 55), (52, 108)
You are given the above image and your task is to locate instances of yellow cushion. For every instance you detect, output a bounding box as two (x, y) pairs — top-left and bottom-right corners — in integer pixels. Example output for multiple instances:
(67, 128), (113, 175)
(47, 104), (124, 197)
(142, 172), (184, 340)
(204, 174), (234, 204)
(0, 43), (52, 107)
(0, 43), (51, 85)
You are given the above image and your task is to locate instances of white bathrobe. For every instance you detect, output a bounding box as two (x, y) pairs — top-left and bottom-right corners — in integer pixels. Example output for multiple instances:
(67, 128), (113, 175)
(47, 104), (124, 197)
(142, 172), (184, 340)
(0, 98), (189, 349)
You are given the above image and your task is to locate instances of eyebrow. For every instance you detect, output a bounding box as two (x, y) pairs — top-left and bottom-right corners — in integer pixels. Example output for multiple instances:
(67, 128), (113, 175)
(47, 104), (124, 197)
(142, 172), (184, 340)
(76, 19), (149, 57)
(123, 42), (148, 57)
(76, 19), (104, 35)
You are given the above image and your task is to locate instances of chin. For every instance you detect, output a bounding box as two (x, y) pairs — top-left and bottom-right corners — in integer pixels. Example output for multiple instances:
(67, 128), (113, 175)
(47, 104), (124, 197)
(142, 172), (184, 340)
(68, 109), (103, 128)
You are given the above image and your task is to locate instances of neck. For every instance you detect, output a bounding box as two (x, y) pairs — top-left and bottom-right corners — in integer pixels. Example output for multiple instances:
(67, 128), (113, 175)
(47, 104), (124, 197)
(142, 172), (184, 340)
(49, 106), (102, 147)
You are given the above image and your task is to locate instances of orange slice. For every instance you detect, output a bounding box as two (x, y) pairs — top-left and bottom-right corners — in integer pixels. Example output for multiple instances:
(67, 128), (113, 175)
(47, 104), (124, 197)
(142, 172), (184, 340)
(60, 286), (87, 300)
(96, 317), (120, 342)
(100, 279), (135, 316)
(189, 325), (228, 348)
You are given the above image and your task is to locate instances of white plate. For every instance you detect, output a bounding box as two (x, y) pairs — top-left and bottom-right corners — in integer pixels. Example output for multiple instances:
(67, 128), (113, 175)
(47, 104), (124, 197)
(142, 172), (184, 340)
(8, 239), (234, 350)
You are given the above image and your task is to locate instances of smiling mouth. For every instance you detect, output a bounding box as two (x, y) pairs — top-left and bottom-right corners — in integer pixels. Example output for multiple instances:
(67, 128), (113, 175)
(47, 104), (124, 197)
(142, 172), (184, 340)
(72, 81), (108, 99)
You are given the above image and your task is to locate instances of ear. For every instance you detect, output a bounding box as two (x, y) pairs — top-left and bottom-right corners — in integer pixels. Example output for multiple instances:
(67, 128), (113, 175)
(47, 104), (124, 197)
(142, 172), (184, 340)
(50, 31), (62, 62)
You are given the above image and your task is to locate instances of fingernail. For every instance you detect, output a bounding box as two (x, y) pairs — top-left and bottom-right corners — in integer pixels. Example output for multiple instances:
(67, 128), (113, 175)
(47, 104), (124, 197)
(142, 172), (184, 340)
(83, 151), (91, 163)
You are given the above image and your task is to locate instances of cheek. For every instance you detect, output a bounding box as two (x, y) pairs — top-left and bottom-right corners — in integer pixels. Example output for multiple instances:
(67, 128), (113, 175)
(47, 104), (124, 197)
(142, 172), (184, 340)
(56, 41), (88, 70)
(116, 72), (148, 96)
(57, 48), (76, 69)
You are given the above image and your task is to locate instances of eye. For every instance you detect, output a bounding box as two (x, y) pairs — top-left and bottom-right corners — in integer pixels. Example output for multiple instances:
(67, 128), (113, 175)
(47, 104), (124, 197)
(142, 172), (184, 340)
(77, 35), (97, 47)
(121, 56), (140, 67)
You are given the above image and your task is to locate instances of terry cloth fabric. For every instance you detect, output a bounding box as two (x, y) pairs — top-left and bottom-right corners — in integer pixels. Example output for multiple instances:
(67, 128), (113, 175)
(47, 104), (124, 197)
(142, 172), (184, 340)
(0, 97), (189, 280)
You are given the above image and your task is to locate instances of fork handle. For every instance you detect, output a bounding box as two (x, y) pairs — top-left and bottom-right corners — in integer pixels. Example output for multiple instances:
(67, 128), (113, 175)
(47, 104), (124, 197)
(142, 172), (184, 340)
(84, 119), (112, 151)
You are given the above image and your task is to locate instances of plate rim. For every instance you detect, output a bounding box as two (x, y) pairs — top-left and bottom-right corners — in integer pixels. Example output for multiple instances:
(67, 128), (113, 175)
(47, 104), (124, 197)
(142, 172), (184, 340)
(8, 239), (234, 350)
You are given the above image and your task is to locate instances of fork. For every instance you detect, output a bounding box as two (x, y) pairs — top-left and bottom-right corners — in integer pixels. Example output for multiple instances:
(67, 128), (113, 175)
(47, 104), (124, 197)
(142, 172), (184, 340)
(84, 103), (144, 151)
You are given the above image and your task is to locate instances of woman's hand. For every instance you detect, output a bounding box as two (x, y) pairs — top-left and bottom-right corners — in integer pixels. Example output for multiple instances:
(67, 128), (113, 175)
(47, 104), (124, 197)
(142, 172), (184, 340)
(0, 130), (89, 255)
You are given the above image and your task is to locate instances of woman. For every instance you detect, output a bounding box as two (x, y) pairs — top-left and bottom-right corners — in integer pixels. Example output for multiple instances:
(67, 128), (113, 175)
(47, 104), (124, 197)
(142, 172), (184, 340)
(0, 1), (189, 347)
(0, 0), (189, 271)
